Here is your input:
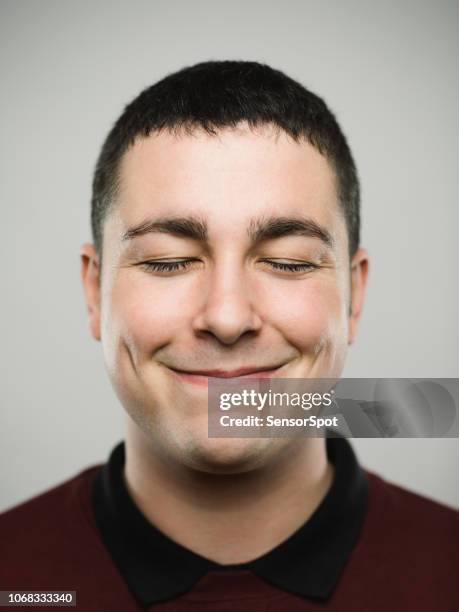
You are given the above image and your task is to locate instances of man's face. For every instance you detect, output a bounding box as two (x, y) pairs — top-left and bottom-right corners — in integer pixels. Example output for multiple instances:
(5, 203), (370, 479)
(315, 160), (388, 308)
(81, 123), (368, 473)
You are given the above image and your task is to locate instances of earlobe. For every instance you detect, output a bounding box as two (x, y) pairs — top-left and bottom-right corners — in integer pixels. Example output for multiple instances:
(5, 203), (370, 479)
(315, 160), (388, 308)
(348, 248), (369, 345)
(80, 243), (102, 342)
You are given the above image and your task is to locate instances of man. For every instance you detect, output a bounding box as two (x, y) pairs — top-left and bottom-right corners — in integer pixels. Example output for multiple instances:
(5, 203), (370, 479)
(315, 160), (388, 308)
(1, 61), (457, 611)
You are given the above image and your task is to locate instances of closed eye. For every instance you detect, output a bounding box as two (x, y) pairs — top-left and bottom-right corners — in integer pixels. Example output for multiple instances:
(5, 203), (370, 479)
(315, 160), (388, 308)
(259, 259), (318, 273)
(138, 259), (198, 273)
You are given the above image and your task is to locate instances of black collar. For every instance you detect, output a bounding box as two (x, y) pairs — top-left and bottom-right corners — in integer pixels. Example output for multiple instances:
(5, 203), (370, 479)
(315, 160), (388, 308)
(92, 436), (368, 606)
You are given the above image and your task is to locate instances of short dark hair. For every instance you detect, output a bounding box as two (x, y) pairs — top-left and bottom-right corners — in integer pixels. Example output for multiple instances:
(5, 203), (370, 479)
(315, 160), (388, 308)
(91, 60), (360, 265)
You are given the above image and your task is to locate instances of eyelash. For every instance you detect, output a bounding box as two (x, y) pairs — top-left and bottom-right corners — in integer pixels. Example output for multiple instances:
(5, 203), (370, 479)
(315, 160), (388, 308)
(140, 260), (196, 273)
(139, 259), (317, 274)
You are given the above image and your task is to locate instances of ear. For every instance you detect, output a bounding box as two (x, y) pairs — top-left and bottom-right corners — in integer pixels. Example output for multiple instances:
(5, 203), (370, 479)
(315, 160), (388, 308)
(80, 243), (102, 341)
(348, 248), (369, 345)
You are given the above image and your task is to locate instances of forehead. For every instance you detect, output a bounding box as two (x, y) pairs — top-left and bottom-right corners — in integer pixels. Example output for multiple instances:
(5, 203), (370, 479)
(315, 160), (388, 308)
(110, 124), (345, 246)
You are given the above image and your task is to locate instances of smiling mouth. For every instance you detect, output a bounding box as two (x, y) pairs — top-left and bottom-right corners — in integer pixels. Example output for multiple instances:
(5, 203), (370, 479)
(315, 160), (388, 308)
(166, 364), (286, 386)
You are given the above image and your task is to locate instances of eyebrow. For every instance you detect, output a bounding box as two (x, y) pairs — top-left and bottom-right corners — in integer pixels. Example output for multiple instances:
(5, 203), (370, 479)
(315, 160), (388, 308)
(121, 214), (334, 249)
(247, 216), (334, 249)
(122, 216), (208, 242)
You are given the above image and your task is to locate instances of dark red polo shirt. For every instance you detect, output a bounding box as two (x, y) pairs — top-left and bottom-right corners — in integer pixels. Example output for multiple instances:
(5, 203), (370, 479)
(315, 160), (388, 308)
(1, 437), (458, 611)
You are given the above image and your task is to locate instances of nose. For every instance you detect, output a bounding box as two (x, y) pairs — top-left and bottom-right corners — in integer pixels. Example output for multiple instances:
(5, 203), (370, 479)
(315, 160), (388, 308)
(191, 263), (262, 345)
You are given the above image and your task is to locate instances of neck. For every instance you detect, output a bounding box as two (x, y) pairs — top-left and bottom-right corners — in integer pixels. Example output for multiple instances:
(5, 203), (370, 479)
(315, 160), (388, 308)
(123, 422), (334, 565)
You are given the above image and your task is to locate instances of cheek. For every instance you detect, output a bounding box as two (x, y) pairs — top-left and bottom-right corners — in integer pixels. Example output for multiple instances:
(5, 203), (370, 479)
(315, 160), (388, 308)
(101, 274), (191, 363)
(262, 278), (348, 349)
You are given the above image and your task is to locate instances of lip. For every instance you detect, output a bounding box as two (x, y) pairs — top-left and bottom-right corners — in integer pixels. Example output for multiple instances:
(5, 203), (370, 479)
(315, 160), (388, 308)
(166, 364), (286, 386)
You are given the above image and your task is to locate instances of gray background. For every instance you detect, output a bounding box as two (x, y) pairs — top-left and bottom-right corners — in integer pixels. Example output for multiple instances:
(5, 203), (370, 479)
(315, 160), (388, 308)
(1, 0), (458, 512)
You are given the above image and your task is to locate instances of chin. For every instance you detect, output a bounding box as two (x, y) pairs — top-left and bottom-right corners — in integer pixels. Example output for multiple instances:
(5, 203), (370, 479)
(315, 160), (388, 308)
(179, 435), (276, 475)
